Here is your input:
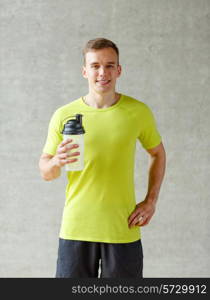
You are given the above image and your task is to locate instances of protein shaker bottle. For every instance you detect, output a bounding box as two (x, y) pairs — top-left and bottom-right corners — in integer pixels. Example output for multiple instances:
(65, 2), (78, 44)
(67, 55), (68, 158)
(61, 114), (85, 171)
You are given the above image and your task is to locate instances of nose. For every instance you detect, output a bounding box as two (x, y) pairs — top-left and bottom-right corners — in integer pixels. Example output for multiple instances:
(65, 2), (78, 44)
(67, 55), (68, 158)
(98, 66), (107, 76)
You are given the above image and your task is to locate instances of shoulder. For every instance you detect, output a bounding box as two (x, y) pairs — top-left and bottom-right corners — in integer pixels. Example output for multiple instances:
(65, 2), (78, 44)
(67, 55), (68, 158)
(122, 94), (153, 113)
(47, 97), (82, 131)
(54, 97), (81, 116)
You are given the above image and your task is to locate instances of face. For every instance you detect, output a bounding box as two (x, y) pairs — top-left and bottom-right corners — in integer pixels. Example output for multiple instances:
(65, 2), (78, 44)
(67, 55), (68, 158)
(82, 47), (122, 94)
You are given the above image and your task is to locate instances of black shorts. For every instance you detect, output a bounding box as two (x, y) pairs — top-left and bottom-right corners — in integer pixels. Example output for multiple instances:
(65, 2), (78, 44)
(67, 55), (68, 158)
(55, 238), (143, 278)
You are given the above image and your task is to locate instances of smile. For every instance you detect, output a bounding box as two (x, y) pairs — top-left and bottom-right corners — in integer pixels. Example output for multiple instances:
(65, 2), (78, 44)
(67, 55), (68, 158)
(96, 80), (111, 85)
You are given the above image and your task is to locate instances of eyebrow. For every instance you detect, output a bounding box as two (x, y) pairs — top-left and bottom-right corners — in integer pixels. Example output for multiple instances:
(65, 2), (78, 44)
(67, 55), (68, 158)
(90, 61), (116, 65)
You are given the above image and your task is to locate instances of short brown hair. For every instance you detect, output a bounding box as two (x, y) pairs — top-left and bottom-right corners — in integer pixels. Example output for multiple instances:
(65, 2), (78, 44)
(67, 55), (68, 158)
(82, 38), (119, 65)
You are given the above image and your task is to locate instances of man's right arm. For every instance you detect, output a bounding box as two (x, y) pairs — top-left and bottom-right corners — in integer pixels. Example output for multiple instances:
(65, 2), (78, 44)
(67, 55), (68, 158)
(39, 138), (80, 181)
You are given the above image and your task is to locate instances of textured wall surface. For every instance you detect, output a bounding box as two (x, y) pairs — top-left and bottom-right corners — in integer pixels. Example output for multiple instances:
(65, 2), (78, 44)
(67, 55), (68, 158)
(0, 0), (209, 277)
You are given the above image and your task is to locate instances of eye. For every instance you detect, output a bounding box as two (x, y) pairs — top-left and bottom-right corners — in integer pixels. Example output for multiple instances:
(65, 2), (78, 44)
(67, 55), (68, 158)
(107, 65), (114, 68)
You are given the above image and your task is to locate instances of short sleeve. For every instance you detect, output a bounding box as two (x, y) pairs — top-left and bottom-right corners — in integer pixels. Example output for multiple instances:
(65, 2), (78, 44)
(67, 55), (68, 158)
(42, 109), (63, 156)
(138, 104), (162, 150)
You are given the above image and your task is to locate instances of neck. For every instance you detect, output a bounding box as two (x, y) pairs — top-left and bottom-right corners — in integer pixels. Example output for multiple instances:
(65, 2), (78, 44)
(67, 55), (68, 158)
(83, 91), (121, 108)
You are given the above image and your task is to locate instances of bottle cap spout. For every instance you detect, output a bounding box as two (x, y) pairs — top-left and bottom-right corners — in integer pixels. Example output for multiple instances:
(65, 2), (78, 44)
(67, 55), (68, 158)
(76, 114), (83, 126)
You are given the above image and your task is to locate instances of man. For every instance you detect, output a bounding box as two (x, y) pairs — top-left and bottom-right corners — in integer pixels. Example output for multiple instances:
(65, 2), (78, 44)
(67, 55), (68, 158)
(39, 38), (166, 278)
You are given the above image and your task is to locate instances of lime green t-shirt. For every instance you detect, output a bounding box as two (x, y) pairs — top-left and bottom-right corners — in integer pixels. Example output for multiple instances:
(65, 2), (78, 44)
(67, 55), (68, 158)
(43, 94), (161, 243)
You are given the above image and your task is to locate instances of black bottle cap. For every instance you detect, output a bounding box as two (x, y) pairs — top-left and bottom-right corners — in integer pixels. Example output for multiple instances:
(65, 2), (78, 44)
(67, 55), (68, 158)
(61, 114), (85, 135)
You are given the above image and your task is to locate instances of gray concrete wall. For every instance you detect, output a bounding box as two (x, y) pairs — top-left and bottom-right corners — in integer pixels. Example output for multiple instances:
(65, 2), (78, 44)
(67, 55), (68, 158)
(0, 0), (209, 277)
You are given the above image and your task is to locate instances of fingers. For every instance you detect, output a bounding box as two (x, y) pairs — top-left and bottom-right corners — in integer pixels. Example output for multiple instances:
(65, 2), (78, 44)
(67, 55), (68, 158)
(57, 151), (80, 166)
(56, 156), (79, 167)
(57, 140), (79, 154)
(129, 214), (145, 228)
(128, 201), (156, 228)
(54, 138), (80, 167)
(128, 209), (141, 227)
(60, 138), (73, 146)
(128, 210), (138, 224)
(138, 215), (152, 227)
(129, 212), (153, 228)
(58, 152), (80, 159)
(136, 216), (147, 227)
(62, 158), (78, 165)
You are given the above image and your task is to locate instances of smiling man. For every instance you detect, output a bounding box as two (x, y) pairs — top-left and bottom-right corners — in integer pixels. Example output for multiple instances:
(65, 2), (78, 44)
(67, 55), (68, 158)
(39, 38), (166, 278)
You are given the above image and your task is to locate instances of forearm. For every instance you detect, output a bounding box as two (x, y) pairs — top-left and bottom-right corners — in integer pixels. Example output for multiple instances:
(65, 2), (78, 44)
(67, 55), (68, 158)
(128, 144), (166, 227)
(146, 150), (166, 204)
(39, 157), (61, 181)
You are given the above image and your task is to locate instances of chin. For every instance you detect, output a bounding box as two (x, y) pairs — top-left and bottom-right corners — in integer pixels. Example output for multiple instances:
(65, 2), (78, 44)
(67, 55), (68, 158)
(95, 84), (114, 91)
(96, 88), (113, 94)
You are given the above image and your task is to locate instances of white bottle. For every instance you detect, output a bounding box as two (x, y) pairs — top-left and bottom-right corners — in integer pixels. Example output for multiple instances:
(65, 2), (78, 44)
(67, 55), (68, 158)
(62, 114), (85, 171)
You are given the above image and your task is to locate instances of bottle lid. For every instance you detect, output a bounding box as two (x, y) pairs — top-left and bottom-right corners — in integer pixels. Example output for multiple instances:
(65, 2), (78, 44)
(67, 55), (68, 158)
(61, 114), (85, 135)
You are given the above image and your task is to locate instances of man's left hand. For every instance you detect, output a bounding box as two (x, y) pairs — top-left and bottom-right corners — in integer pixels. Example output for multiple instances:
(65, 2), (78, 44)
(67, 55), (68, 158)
(128, 198), (156, 227)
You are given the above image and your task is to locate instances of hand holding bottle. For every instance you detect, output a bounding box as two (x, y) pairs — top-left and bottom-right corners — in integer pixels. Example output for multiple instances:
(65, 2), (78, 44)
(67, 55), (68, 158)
(53, 138), (80, 168)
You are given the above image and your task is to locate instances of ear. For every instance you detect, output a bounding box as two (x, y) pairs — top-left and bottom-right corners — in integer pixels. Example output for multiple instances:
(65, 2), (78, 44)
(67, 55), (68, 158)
(82, 66), (88, 79)
(117, 65), (122, 78)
